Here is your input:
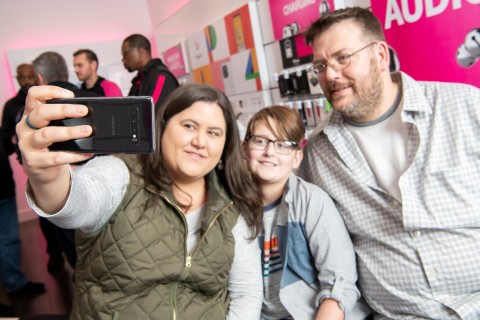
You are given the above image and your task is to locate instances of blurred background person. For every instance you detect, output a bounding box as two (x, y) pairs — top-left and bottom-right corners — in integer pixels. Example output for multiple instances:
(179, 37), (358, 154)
(1, 63), (66, 275)
(1, 117), (45, 305)
(31, 51), (100, 273)
(1, 64), (37, 157)
(73, 49), (122, 97)
(121, 33), (178, 113)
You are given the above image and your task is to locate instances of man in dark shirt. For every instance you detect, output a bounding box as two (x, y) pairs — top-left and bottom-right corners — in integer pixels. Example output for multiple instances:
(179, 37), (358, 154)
(1, 64), (37, 157)
(73, 49), (123, 97)
(0, 65), (45, 305)
(121, 34), (179, 113)
(0, 142), (45, 314)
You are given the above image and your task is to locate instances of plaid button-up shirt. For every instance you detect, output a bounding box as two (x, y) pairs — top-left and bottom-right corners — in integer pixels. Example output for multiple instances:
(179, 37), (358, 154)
(299, 72), (480, 320)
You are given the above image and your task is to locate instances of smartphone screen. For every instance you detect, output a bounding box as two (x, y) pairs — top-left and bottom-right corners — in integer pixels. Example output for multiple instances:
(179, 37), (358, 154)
(46, 96), (155, 154)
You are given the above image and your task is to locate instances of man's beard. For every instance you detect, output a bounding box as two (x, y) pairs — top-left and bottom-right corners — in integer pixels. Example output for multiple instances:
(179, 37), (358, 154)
(329, 58), (383, 122)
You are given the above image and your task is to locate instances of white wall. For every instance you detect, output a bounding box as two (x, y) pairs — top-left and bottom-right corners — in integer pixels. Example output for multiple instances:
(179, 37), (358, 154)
(152, 0), (252, 53)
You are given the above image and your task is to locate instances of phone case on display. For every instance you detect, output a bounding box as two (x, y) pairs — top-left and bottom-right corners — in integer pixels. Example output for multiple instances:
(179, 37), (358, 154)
(284, 39), (293, 59)
(233, 13), (246, 52)
(46, 96), (155, 154)
(291, 72), (299, 94)
(279, 37), (297, 68)
(313, 98), (324, 125)
(205, 25), (217, 51)
(319, 0), (330, 16)
(294, 100), (307, 126)
(222, 63), (236, 95)
(307, 69), (324, 95)
(282, 25), (293, 39)
(296, 69), (310, 94)
(303, 100), (316, 127)
(278, 71), (294, 97)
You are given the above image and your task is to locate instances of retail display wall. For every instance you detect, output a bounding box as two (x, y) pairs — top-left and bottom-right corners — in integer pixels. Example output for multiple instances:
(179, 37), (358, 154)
(160, 0), (340, 130)
(157, 0), (480, 135)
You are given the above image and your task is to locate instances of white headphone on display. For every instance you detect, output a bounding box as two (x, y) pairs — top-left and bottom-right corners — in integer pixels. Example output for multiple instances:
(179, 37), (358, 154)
(456, 28), (480, 67)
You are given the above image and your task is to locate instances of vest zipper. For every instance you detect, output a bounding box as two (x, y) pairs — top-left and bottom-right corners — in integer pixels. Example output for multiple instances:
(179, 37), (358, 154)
(187, 201), (233, 264)
(168, 281), (178, 320)
(160, 194), (233, 320)
(160, 195), (187, 320)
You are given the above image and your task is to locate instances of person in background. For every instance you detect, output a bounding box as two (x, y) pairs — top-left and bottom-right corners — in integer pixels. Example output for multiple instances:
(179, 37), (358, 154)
(33, 51), (99, 100)
(1, 63), (66, 275)
(16, 83), (263, 319)
(121, 33), (178, 113)
(1, 125), (45, 309)
(243, 106), (370, 320)
(73, 49), (122, 97)
(31, 51), (99, 272)
(1, 64), (38, 157)
(299, 6), (480, 319)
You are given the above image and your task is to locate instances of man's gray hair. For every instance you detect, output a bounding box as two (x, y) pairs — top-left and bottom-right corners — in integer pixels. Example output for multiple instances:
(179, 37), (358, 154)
(32, 51), (69, 83)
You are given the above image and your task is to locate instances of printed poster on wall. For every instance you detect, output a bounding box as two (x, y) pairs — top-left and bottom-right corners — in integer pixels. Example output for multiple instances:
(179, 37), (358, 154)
(187, 3), (263, 95)
(224, 5), (256, 55)
(205, 19), (230, 62)
(268, 0), (335, 41)
(371, 1), (480, 87)
(161, 43), (188, 78)
(186, 30), (210, 70)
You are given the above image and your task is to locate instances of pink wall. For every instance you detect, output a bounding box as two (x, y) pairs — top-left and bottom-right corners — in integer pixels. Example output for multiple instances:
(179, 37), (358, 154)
(371, 1), (480, 87)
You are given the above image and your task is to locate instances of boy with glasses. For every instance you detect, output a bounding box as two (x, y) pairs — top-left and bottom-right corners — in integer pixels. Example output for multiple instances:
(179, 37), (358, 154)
(244, 106), (371, 320)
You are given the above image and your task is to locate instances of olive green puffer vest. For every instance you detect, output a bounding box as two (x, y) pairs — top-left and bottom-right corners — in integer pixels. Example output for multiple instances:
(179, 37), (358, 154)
(71, 155), (240, 320)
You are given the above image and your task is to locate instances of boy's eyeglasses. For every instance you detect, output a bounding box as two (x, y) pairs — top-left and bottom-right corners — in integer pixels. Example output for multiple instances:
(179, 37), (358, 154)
(246, 135), (298, 155)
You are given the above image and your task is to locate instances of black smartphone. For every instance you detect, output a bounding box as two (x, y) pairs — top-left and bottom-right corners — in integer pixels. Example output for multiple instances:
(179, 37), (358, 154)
(46, 96), (155, 154)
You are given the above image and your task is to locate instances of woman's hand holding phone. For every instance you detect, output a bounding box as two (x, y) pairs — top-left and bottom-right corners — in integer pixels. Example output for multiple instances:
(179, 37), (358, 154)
(16, 85), (94, 213)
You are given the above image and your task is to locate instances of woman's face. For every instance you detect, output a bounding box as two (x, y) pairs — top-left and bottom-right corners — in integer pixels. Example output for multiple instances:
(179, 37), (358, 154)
(161, 101), (227, 185)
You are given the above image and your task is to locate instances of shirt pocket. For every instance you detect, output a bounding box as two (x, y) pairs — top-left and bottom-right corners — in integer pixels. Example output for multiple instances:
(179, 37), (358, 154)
(286, 224), (317, 285)
(423, 162), (480, 228)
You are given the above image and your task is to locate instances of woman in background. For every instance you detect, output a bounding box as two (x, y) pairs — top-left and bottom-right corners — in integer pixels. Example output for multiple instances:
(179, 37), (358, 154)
(16, 84), (263, 319)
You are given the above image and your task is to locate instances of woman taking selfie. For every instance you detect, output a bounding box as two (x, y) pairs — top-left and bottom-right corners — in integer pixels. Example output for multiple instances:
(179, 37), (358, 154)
(16, 84), (263, 319)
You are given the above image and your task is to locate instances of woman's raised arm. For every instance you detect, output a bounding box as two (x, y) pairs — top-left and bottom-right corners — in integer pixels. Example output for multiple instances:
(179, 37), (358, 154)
(16, 85), (94, 213)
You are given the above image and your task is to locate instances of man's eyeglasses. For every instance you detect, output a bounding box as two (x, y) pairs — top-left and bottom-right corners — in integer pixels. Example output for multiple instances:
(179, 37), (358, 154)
(308, 42), (377, 78)
(246, 135), (298, 155)
(122, 47), (138, 58)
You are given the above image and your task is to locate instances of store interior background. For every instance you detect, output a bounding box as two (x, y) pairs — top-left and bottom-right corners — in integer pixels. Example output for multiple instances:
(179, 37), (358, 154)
(1, 0), (478, 218)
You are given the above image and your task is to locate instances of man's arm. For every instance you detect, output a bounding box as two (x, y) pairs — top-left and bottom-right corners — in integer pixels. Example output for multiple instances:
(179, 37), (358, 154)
(315, 298), (344, 320)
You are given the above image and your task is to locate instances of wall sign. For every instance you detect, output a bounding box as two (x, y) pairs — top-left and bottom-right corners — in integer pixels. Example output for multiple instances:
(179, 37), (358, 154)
(268, 0), (335, 41)
(372, 1), (480, 87)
